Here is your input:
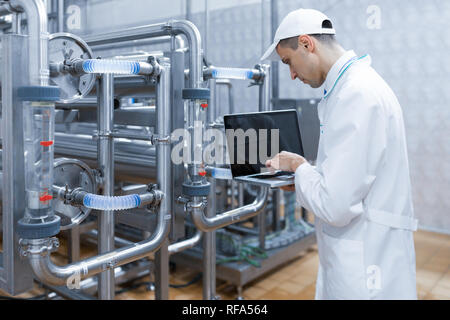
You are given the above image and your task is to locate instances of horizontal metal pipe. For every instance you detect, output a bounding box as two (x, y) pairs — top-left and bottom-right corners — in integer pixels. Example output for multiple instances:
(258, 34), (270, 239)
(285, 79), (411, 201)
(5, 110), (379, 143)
(84, 19), (202, 89)
(191, 187), (269, 232)
(109, 131), (152, 141)
(0, 140), (156, 187)
(85, 229), (134, 248)
(84, 23), (171, 47)
(85, 228), (202, 255)
(55, 98), (98, 109)
(168, 229), (203, 255)
(91, 35), (186, 53)
(53, 132), (157, 174)
(26, 224), (167, 286)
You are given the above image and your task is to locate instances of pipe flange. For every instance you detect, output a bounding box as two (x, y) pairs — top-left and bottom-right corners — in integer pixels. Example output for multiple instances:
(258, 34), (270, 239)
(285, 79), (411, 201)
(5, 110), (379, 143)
(92, 129), (113, 140)
(53, 158), (96, 230)
(187, 201), (206, 211)
(19, 237), (60, 258)
(48, 33), (96, 103)
(146, 184), (165, 208)
(182, 88), (210, 100)
(249, 64), (265, 86)
(147, 56), (161, 77)
(182, 182), (210, 197)
(17, 215), (61, 240)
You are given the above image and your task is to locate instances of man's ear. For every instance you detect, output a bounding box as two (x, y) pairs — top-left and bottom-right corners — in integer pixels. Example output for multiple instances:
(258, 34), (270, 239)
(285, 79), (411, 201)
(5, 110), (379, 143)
(298, 35), (314, 52)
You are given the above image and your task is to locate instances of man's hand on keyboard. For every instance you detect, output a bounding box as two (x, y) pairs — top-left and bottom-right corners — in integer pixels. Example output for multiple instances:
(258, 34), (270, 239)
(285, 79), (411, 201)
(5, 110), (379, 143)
(265, 151), (306, 173)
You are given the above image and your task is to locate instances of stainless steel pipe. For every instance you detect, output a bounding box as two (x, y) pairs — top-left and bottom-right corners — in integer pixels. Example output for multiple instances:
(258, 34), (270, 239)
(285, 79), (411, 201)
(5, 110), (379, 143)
(168, 229), (202, 255)
(9, 0), (49, 86)
(215, 79), (234, 114)
(24, 65), (172, 288)
(97, 73), (115, 300)
(52, 133), (157, 182)
(191, 187), (269, 232)
(84, 20), (203, 89)
(258, 64), (271, 112)
(91, 35), (186, 53)
(203, 79), (217, 300)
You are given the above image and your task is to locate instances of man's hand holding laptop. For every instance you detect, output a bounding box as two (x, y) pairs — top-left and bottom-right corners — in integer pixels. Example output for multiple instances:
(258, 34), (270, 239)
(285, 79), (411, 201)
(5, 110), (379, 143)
(266, 151), (307, 191)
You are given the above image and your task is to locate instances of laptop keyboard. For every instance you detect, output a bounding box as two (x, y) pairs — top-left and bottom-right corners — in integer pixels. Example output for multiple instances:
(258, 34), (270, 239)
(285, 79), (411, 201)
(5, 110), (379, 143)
(251, 171), (294, 179)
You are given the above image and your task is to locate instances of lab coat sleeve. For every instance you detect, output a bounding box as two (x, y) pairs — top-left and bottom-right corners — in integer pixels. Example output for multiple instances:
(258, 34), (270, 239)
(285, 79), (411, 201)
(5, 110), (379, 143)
(295, 86), (387, 227)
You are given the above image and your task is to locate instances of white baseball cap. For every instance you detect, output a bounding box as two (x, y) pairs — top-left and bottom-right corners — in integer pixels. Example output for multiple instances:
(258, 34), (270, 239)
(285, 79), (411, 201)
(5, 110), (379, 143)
(260, 8), (336, 61)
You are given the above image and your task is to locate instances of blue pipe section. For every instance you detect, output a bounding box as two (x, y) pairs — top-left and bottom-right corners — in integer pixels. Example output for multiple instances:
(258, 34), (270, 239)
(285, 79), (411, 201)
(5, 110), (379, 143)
(82, 59), (141, 75)
(83, 194), (141, 211)
(211, 67), (253, 80)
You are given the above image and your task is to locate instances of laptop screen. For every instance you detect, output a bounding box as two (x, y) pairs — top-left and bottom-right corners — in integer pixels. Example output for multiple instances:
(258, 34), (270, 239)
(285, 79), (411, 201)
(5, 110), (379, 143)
(223, 110), (304, 177)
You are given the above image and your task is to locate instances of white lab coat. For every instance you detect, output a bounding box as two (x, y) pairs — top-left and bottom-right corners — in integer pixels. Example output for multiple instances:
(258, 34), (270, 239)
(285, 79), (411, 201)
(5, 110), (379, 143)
(295, 50), (418, 300)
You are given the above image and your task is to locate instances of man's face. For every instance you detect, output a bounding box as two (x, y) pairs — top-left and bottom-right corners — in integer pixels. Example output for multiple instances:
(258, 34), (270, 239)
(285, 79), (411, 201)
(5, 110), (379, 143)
(276, 37), (324, 88)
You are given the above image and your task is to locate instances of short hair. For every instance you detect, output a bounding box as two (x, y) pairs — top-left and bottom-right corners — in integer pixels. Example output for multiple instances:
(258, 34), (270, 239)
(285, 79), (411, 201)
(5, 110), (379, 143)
(278, 19), (337, 49)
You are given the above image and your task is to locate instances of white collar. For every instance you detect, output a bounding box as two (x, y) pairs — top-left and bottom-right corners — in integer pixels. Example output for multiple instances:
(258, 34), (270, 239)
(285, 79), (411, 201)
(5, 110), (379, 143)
(323, 50), (357, 97)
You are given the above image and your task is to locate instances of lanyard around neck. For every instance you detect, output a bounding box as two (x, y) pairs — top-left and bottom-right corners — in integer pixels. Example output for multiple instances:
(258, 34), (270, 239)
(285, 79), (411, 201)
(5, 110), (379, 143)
(323, 54), (368, 99)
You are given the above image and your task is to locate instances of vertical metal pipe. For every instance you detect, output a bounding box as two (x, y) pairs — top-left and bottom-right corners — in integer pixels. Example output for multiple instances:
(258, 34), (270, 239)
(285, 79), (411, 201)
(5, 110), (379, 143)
(10, 0), (50, 86)
(67, 225), (81, 263)
(154, 62), (172, 300)
(261, 0), (266, 56)
(171, 20), (203, 89)
(57, 0), (64, 32)
(258, 203), (266, 250)
(204, 0), (208, 60)
(185, 0), (191, 21)
(238, 183), (244, 207)
(272, 189), (281, 231)
(155, 239), (169, 300)
(97, 74), (115, 300)
(12, 13), (21, 34)
(270, 0), (279, 100)
(203, 79), (217, 300)
(231, 181), (236, 209)
(228, 84), (234, 114)
(259, 64), (271, 112)
(258, 64), (271, 250)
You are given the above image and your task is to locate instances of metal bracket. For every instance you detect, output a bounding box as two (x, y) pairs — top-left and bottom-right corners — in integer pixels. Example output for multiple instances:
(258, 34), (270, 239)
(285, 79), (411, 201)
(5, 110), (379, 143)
(147, 55), (162, 78)
(146, 184), (164, 212)
(92, 130), (113, 140)
(92, 169), (104, 189)
(207, 121), (224, 129)
(150, 134), (172, 145)
(186, 200), (207, 214)
(249, 64), (266, 87)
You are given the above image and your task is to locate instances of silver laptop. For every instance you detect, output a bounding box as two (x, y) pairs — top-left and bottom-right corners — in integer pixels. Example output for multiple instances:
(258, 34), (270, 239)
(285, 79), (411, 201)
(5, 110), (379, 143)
(223, 110), (304, 188)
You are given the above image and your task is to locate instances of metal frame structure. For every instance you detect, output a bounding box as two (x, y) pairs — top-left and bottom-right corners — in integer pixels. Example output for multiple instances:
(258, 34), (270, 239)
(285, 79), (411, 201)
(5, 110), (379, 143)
(0, 0), (315, 300)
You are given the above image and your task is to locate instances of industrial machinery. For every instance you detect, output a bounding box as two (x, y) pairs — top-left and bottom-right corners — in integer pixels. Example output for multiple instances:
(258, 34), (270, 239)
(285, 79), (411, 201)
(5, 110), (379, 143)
(0, 0), (315, 300)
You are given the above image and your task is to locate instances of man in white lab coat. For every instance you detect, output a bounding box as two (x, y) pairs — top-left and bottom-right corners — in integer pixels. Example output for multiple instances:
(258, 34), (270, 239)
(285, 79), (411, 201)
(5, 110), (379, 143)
(262, 8), (417, 299)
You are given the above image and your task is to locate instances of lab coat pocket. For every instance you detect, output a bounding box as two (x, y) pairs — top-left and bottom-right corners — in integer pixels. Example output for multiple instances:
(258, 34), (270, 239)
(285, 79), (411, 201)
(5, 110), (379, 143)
(320, 231), (368, 299)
